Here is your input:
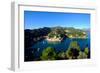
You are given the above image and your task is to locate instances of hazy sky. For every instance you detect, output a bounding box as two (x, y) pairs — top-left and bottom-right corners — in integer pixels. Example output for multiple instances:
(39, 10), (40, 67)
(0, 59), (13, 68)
(24, 11), (90, 29)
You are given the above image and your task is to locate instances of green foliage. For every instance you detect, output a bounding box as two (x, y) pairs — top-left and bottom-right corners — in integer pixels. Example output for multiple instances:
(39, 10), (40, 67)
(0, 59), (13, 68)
(68, 41), (80, 51)
(48, 33), (55, 38)
(40, 47), (56, 60)
(84, 47), (89, 55)
(78, 51), (87, 59)
(47, 26), (87, 39)
(66, 41), (80, 59)
(57, 51), (66, 59)
(48, 27), (66, 39)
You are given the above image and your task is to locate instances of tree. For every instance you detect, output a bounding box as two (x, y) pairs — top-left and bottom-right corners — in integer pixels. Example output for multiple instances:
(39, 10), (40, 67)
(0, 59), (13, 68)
(77, 51), (87, 59)
(66, 41), (80, 59)
(84, 47), (89, 55)
(84, 47), (90, 58)
(40, 47), (56, 60)
(57, 51), (66, 59)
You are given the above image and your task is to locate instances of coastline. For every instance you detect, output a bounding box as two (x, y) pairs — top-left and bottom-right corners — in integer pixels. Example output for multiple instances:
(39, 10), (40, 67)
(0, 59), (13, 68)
(46, 37), (61, 42)
(46, 36), (88, 42)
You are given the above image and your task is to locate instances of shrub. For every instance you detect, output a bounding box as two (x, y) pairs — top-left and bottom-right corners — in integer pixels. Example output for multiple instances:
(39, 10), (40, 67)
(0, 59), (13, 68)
(84, 47), (90, 58)
(66, 41), (80, 59)
(84, 47), (89, 55)
(40, 47), (56, 60)
(78, 51), (87, 59)
(57, 51), (66, 59)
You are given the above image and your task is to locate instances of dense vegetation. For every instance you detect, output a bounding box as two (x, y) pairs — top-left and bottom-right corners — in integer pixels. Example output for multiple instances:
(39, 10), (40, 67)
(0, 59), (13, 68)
(40, 41), (90, 60)
(24, 27), (51, 61)
(24, 27), (90, 61)
(25, 27), (51, 48)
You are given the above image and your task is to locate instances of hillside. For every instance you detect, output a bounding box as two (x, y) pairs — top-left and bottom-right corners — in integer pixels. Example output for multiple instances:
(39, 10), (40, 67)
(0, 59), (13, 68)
(47, 27), (88, 41)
